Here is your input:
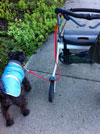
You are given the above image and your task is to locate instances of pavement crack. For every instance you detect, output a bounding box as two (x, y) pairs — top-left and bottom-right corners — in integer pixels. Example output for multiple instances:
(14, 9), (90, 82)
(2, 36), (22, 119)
(28, 69), (100, 83)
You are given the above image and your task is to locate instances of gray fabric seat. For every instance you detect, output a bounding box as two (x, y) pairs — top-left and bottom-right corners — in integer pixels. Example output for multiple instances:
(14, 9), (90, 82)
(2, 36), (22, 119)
(63, 30), (99, 46)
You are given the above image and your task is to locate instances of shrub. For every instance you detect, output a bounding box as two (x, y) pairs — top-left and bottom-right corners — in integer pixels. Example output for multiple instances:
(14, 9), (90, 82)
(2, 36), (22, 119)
(8, 2), (57, 56)
(0, 0), (65, 76)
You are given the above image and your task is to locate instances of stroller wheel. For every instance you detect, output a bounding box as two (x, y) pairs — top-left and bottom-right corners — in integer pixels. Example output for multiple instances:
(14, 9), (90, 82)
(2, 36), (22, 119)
(59, 52), (71, 64)
(59, 52), (65, 64)
(48, 80), (55, 102)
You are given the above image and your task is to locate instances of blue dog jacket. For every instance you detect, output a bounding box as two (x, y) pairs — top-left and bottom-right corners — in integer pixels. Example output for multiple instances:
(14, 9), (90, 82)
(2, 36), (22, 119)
(1, 61), (24, 97)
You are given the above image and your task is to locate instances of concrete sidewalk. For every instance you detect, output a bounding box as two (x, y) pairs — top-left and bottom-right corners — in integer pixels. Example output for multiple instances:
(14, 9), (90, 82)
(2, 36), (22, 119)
(1, 0), (100, 134)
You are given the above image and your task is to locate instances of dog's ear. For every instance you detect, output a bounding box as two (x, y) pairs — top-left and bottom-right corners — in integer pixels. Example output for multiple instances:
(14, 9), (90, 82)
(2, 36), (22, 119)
(18, 52), (26, 64)
(8, 50), (13, 59)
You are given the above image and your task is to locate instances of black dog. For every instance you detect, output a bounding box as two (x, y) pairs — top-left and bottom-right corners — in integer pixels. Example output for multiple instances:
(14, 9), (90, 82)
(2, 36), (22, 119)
(0, 50), (31, 126)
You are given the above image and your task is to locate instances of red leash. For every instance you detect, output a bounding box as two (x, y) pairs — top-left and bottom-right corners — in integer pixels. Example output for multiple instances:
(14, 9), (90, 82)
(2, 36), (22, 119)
(54, 23), (61, 82)
(24, 22), (61, 82)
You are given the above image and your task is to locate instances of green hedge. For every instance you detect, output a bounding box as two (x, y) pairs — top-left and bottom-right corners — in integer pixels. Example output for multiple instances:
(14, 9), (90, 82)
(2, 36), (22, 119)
(0, 0), (65, 76)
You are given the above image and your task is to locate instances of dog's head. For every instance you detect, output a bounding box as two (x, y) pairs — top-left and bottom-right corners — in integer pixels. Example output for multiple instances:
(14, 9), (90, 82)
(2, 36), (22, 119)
(8, 50), (26, 65)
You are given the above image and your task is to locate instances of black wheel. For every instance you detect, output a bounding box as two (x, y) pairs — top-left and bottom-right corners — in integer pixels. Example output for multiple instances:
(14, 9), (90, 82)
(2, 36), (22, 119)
(48, 81), (55, 103)
(59, 52), (71, 64)
(59, 52), (65, 64)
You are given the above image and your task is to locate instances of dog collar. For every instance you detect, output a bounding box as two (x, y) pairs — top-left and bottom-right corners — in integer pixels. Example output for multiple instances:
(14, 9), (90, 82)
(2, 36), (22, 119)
(9, 60), (22, 66)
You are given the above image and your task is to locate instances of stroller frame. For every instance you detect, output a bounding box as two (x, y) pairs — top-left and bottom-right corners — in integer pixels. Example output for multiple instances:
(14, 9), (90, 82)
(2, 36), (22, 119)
(48, 8), (100, 102)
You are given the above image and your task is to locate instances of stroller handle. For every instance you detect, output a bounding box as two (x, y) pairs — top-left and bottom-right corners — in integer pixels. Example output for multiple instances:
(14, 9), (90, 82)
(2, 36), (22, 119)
(55, 8), (100, 20)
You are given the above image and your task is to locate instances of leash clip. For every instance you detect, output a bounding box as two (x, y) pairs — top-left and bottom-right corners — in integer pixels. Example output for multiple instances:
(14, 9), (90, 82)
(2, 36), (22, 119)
(23, 66), (29, 72)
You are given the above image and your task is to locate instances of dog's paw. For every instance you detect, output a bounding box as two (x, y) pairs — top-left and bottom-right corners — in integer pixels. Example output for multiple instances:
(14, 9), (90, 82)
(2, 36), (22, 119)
(24, 86), (32, 92)
(6, 119), (14, 127)
(22, 109), (30, 116)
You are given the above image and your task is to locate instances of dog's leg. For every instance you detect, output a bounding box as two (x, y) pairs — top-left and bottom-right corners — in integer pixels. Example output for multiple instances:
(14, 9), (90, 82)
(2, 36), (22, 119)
(20, 95), (30, 116)
(14, 94), (30, 116)
(20, 105), (30, 117)
(1, 102), (14, 126)
(22, 77), (31, 92)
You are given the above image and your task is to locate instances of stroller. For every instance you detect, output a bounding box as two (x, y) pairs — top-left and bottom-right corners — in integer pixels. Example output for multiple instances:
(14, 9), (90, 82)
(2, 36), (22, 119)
(48, 7), (100, 102)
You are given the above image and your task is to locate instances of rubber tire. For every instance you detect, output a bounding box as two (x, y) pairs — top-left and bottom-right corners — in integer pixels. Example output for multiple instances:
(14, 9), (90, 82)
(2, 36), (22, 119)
(59, 52), (65, 64)
(59, 52), (71, 64)
(48, 81), (55, 103)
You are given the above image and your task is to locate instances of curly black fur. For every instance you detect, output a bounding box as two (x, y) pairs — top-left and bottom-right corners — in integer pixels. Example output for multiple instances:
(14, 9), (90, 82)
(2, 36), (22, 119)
(0, 51), (31, 127)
